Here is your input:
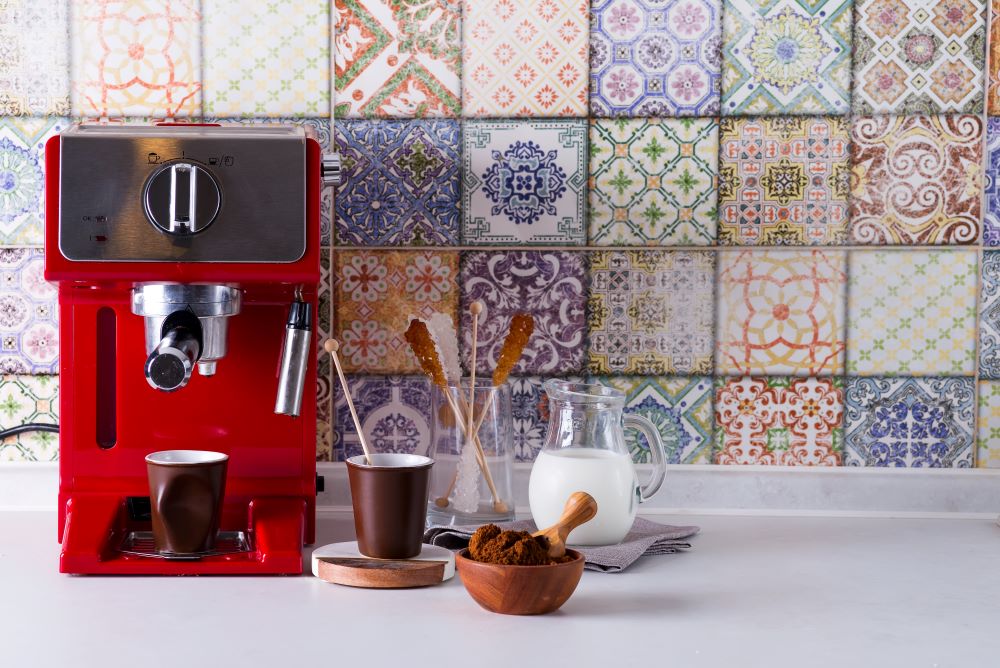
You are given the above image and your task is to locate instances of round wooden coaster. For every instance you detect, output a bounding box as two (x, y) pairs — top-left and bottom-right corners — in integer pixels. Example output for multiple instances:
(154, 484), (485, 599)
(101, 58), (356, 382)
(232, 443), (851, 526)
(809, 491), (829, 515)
(311, 542), (455, 589)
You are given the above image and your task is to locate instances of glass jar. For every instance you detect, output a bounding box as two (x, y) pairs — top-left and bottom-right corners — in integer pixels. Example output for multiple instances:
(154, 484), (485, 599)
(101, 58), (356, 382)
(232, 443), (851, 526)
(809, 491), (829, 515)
(426, 380), (515, 526)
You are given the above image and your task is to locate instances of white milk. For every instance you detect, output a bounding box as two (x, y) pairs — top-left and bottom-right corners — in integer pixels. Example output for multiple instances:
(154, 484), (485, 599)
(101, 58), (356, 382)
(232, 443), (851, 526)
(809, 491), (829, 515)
(528, 448), (638, 546)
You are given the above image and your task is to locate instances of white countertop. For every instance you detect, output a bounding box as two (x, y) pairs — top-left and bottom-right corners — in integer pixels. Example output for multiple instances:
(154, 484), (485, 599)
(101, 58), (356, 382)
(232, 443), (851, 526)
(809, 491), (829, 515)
(3, 511), (1000, 668)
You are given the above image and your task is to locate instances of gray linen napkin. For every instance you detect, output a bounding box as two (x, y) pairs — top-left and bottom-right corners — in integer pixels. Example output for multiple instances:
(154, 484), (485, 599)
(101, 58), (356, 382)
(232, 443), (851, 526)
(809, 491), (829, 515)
(423, 517), (699, 573)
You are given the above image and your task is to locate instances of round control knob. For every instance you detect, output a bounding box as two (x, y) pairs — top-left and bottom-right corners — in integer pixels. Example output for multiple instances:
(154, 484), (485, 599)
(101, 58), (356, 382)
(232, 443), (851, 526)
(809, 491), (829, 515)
(143, 162), (221, 235)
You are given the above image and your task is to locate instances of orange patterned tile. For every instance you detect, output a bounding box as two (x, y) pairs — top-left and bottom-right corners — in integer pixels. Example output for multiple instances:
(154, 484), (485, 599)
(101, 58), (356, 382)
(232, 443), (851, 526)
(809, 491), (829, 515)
(333, 250), (459, 373)
(716, 249), (847, 376)
(71, 0), (201, 117)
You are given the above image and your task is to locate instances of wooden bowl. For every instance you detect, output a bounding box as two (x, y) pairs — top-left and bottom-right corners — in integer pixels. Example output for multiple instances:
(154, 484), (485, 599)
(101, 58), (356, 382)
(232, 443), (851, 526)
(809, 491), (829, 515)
(455, 548), (585, 615)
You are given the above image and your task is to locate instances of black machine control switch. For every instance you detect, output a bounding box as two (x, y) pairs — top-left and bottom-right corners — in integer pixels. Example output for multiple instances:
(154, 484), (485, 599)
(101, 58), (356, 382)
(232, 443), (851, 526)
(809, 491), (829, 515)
(143, 162), (221, 236)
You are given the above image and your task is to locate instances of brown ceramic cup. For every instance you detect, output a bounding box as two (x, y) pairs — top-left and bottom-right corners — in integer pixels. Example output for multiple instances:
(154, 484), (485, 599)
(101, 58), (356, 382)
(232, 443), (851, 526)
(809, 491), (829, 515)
(346, 453), (433, 559)
(146, 450), (228, 555)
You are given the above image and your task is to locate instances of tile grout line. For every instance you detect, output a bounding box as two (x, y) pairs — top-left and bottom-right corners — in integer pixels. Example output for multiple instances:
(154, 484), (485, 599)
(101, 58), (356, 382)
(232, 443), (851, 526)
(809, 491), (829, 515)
(974, 0), (994, 466)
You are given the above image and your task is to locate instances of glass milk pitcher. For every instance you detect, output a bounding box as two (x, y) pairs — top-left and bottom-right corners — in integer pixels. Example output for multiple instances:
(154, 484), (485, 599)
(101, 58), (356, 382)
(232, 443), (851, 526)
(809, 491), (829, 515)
(528, 380), (667, 545)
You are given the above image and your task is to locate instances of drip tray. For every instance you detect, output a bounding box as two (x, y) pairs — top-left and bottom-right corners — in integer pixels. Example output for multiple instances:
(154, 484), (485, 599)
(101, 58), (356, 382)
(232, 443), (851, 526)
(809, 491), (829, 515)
(119, 531), (253, 561)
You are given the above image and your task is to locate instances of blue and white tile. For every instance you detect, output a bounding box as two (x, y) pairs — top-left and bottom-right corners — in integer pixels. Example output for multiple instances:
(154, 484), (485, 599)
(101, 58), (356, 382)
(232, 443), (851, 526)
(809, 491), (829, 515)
(0, 0), (70, 115)
(335, 119), (460, 246)
(591, 376), (714, 464)
(590, 0), (722, 116)
(844, 377), (975, 468)
(0, 118), (68, 246)
(509, 376), (583, 462)
(332, 376), (434, 461)
(979, 252), (1000, 378)
(317, 375), (333, 462)
(462, 120), (587, 245)
(0, 249), (57, 374)
(0, 375), (58, 462)
(985, 117), (1000, 246)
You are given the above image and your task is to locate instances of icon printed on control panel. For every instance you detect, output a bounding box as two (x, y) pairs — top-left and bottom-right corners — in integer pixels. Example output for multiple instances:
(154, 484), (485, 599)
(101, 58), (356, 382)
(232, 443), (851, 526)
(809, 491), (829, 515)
(147, 152), (161, 164)
(208, 156), (219, 165)
(222, 156), (234, 166)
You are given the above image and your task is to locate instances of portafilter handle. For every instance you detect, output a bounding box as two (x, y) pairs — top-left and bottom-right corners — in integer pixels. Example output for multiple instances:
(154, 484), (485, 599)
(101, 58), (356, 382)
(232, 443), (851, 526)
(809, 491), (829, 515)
(274, 298), (312, 417)
(145, 312), (203, 392)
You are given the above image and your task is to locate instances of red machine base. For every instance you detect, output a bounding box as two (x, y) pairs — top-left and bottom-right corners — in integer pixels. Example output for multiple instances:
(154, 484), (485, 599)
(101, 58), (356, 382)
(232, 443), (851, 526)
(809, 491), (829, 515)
(60, 495), (306, 575)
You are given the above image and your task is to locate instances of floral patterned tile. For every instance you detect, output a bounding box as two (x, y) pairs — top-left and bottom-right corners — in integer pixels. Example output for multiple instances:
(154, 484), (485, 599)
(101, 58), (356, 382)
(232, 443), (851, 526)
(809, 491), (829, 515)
(0, 0), (70, 115)
(853, 0), (986, 115)
(462, 120), (587, 245)
(317, 368), (333, 462)
(977, 381), (1000, 467)
(332, 376), (433, 461)
(590, 0), (722, 116)
(0, 118), (69, 246)
(463, 0), (589, 117)
(844, 377), (974, 467)
(461, 251), (587, 376)
(319, 247), (332, 366)
(718, 116), (850, 245)
(848, 250), (977, 376)
(0, 250), (57, 375)
(978, 252), (1000, 378)
(0, 375), (58, 462)
(202, 117), (333, 244)
(203, 0), (329, 117)
(510, 376), (552, 462)
(715, 250), (847, 376)
(589, 117), (718, 245)
(334, 250), (459, 374)
(335, 120), (460, 246)
(721, 0), (852, 115)
(593, 376), (714, 464)
(335, 0), (461, 118)
(310, 248), (334, 461)
(984, 117), (1000, 246)
(990, 0), (1000, 113)
(588, 250), (714, 375)
(71, 0), (202, 117)
(714, 377), (844, 465)
(850, 115), (982, 245)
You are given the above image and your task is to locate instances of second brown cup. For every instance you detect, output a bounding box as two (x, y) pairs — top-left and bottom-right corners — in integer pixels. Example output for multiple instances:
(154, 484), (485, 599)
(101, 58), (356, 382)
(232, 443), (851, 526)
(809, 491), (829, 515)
(347, 453), (433, 559)
(146, 450), (228, 555)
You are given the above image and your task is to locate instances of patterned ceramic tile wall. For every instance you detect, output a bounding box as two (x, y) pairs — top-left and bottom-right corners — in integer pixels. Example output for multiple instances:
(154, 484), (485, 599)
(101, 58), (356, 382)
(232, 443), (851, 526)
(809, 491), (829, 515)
(71, 0), (202, 117)
(203, 0), (330, 117)
(9, 0), (1000, 469)
(337, 0), (462, 118)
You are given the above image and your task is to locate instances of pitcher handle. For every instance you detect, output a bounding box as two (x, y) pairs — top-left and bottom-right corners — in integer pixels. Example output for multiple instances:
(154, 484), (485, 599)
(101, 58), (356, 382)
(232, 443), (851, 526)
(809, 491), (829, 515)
(624, 414), (667, 502)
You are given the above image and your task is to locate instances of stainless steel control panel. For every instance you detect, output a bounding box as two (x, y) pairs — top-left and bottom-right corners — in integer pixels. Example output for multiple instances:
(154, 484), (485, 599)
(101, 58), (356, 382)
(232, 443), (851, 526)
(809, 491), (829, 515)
(58, 124), (308, 262)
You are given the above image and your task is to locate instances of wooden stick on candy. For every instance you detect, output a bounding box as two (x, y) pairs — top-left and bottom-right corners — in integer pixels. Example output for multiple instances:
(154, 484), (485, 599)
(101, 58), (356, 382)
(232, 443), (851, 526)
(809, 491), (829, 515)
(324, 339), (372, 466)
(405, 318), (503, 510)
(437, 313), (533, 510)
(466, 302), (482, 461)
(455, 301), (498, 512)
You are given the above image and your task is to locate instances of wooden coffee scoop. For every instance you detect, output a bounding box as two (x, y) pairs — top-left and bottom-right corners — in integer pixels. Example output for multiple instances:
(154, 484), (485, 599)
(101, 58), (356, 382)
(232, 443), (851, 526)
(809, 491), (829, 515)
(532, 492), (598, 559)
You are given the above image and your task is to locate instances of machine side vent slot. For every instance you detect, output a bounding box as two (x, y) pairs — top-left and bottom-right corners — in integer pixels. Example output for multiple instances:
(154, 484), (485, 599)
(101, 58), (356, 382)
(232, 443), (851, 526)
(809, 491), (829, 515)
(96, 307), (117, 448)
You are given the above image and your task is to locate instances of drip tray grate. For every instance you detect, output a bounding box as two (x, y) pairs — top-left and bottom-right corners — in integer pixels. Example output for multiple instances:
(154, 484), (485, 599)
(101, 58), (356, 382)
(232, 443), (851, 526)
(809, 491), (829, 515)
(119, 531), (253, 560)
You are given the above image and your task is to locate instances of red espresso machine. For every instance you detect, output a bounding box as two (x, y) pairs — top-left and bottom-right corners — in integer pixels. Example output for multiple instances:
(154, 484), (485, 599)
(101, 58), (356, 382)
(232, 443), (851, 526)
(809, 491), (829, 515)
(45, 123), (340, 574)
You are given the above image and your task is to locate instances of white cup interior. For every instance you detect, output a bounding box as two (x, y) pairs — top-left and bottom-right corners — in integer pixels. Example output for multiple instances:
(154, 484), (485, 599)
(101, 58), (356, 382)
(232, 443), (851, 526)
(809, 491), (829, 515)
(347, 453), (432, 468)
(145, 450), (228, 465)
